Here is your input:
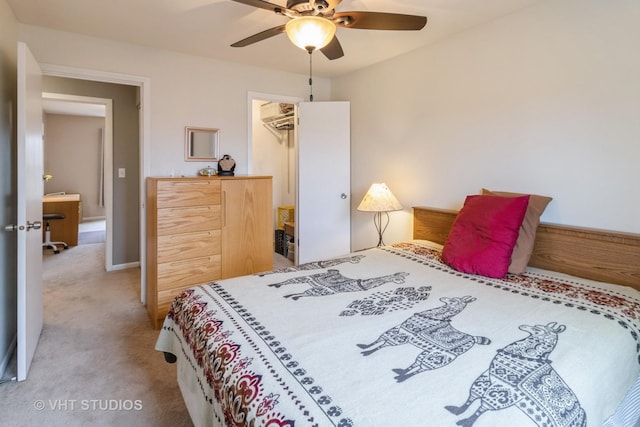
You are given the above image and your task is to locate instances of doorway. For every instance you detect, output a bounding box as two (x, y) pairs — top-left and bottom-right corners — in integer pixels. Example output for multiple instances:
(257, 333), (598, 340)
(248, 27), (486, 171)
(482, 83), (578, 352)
(42, 93), (112, 267)
(248, 94), (352, 265)
(248, 92), (302, 267)
(8, 55), (150, 382)
(40, 64), (151, 302)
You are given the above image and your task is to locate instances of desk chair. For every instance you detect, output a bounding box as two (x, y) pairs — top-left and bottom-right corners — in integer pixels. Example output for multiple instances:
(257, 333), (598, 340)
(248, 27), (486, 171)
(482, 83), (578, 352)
(43, 213), (69, 254)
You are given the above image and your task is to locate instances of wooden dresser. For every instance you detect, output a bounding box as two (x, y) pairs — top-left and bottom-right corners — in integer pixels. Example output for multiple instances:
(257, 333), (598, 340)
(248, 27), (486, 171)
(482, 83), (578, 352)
(146, 176), (273, 328)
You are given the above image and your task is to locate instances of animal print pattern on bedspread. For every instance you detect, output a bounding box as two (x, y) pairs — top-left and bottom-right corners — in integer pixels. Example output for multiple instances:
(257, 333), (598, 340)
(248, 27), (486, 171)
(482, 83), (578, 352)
(386, 242), (640, 363)
(166, 289), (296, 427)
(340, 286), (432, 316)
(158, 242), (640, 426)
(446, 322), (586, 427)
(268, 269), (409, 300)
(357, 296), (491, 382)
(258, 255), (366, 276)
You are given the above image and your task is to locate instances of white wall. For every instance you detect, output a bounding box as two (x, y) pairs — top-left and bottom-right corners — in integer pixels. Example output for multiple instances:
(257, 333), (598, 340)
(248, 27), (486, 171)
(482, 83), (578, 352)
(43, 113), (106, 219)
(334, 0), (640, 249)
(18, 25), (331, 178)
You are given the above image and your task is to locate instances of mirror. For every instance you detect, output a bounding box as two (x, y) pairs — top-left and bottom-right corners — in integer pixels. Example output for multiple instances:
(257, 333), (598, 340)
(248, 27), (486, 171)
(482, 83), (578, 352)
(185, 126), (219, 161)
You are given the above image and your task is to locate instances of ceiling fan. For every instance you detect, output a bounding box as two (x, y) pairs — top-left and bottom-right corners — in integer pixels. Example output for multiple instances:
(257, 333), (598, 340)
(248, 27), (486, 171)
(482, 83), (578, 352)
(230, 0), (427, 60)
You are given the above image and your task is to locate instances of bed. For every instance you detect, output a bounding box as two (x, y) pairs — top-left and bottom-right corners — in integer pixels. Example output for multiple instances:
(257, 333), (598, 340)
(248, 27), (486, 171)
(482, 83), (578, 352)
(155, 205), (640, 427)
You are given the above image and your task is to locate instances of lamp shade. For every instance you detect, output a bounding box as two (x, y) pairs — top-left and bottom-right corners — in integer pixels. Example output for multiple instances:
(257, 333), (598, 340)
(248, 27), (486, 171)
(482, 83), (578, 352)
(285, 16), (336, 51)
(357, 183), (403, 212)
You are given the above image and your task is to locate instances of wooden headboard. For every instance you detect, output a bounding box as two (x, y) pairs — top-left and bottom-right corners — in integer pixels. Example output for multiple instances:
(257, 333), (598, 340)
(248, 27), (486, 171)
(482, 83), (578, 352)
(413, 206), (640, 291)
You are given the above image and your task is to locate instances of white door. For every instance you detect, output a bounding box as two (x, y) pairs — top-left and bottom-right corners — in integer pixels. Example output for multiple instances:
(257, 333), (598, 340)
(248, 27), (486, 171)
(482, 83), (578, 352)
(297, 101), (351, 263)
(16, 42), (44, 381)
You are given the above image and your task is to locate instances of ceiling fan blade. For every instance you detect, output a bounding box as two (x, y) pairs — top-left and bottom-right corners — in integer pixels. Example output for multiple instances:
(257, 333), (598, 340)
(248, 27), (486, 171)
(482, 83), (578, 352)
(333, 11), (427, 31)
(320, 36), (344, 60)
(230, 0), (283, 13)
(231, 25), (287, 47)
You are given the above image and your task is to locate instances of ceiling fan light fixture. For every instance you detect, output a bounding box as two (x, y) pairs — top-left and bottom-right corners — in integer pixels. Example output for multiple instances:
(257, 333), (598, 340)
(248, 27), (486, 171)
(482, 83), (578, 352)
(285, 16), (336, 51)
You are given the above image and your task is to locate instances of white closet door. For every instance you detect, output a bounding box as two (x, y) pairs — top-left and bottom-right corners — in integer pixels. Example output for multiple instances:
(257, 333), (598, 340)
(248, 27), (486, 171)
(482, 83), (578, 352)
(297, 101), (351, 263)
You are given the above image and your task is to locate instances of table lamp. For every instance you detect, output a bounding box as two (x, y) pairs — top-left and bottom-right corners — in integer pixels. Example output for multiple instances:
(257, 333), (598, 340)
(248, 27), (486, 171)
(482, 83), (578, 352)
(357, 183), (403, 247)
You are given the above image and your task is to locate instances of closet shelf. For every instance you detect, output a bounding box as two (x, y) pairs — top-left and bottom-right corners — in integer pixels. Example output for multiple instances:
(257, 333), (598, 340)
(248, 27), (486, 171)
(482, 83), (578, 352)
(262, 111), (295, 131)
(261, 102), (294, 132)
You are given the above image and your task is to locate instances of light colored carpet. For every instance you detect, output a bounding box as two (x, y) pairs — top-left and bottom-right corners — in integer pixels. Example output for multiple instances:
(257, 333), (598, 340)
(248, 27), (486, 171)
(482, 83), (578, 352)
(77, 230), (106, 245)
(78, 219), (106, 233)
(273, 251), (294, 270)
(0, 243), (192, 426)
(78, 219), (106, 245)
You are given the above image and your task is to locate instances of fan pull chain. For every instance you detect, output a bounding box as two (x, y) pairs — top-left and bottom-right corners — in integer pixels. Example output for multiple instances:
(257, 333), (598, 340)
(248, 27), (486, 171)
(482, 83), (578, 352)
(308, 50), (314, 102)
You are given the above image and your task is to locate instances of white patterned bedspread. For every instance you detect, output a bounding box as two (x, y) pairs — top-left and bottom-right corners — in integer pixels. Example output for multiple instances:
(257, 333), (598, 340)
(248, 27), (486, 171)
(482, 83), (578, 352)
(155, 240), (640, 427)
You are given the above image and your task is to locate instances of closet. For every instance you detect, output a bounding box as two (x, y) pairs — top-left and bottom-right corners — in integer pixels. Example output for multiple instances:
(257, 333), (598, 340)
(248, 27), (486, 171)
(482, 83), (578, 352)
(255, 101), (296, 262)
(145, 176), (272, 328)
(250, 99), (351, 265)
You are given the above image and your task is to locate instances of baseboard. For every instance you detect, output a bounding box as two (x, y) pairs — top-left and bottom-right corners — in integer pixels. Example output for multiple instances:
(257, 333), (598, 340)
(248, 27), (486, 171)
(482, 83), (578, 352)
(108, 261), (140, 272)
(82, 216), (106, 221)
(0, 335), (17, 380)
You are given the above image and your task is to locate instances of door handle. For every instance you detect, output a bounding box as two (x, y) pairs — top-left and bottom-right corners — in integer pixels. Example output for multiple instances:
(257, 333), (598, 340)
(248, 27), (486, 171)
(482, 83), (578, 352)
(3, 223), (41, 231)
(341, 193), (348, 199)
(26, 221), (42, 231)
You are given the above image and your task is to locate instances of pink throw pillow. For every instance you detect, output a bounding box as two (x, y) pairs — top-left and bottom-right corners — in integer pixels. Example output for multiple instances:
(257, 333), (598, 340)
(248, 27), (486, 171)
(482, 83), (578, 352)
(442, 194), (530, 278)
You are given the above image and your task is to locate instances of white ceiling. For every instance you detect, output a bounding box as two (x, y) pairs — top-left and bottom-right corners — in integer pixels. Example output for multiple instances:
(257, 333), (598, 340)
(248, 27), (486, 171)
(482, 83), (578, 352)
(8, 0), (539, 78)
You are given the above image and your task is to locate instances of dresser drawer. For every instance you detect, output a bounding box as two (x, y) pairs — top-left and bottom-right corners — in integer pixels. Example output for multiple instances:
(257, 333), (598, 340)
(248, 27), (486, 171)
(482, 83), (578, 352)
(157, 179), (221, 208)
(157, 205), (221, 235)
(157, 255), (221, 291)
(157, 230), (221, 263)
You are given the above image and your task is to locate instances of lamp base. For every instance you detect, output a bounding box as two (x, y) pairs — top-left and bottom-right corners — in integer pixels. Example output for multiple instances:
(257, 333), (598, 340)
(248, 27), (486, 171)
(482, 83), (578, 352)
(373, 211), (390, 247)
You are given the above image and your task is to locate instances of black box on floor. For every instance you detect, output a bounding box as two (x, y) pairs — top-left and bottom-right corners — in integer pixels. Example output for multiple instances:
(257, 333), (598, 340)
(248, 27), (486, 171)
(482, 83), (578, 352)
(275, 229), (286, 255)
